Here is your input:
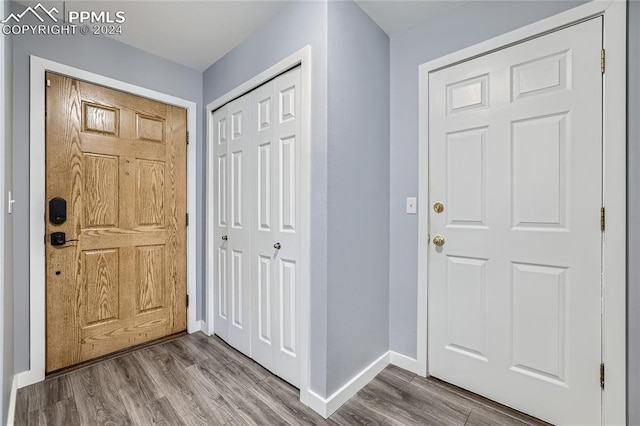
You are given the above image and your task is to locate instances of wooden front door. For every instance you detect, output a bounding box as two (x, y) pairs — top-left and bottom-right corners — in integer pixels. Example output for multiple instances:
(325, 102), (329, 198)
(45, 72), (187, 373)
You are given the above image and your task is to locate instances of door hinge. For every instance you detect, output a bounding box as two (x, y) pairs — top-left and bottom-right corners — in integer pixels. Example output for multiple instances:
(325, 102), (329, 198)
(46, 78), (51, 87)
(601, 207), (605, 231)
(600, 363), (605, 389)
(186, 131), (189, 145)
(601, 49), (606, 74)
(186, 213), (189, 227)
(186, 294), (189, 307)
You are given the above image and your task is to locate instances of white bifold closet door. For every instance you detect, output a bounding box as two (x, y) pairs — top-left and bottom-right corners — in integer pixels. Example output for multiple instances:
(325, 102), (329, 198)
(213, 67), (301, 387)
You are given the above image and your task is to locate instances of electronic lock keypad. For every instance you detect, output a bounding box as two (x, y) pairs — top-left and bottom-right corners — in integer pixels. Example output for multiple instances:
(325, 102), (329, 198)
(49, 197), (67, 224)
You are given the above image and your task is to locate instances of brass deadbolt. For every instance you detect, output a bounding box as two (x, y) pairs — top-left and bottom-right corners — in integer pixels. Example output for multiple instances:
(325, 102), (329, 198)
(433, 202), (444, 213)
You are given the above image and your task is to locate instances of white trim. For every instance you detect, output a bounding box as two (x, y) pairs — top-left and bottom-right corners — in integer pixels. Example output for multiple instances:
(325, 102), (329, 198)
(390, 351), (420, 375)
(25, 56), (198, 388)
(307, 351), (390, 419)
(600, 2), (626, 424)
(196, 320), (208, 335)
(0, 11), (5, 425)
(416, 2), (626, 424)
(206, 46), (312, 410)
(6, 375), (18, 426)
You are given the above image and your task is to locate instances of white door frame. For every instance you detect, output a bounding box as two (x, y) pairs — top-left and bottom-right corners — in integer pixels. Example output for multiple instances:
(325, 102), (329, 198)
(21, 55), (199, 388)
(417, 1), (626, 424)
(205, 46), (311, 405)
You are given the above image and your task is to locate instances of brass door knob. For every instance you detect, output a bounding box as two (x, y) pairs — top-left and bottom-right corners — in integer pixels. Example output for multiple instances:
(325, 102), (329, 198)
(222, 235), (228, 241)
(274, 242), (281, 249)
(433, 202), (444, 213)
(433, 235), (445, 247)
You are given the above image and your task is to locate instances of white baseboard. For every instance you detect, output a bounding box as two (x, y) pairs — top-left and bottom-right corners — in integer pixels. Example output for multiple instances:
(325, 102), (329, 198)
(306, 351), (390, 418)
(195, 320), (208, 335)
(16, 369), (41, 389)
(389, 351), (423, 376)
(6, 374), (18, 425)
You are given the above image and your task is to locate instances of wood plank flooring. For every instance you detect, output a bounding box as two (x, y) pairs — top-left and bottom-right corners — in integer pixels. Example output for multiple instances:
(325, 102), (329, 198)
(15, 332), (548, 425)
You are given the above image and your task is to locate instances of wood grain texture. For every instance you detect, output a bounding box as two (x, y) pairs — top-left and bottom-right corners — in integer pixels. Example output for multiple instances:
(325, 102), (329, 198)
(136, 160), (165, 227)
(83, 249), (119, 326)
(136, 114), (165, 143)
(83, 154), (119, 228)
(136, 245), (165, 313)
(16, 333), (549, 426)
(82, 102), (119, 136)
(46, 72), (187, 372)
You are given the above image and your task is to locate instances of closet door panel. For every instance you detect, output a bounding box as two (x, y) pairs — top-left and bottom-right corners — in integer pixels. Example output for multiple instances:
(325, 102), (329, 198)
(226, 96), (252, 356)
(250, 81), (278, 373)
(271, 68), (301, 387)
(213, 106), (230, 342)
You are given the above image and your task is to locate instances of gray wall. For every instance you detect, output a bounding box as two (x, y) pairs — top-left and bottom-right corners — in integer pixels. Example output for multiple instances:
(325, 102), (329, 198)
(11, 2), (204, 373)
(326, 0), (389, 395)
(627, 0), (639, 424)
(203, 0), (330, 396)
(2, 0), (14, 422)
(388, 0), (587, 358)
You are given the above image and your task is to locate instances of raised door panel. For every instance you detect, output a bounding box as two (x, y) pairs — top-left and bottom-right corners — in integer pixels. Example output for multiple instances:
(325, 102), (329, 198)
(446, 128), (487, 228)
(82, 102), (119, 137)
(511, 113), (568, 230)
(218, 247), (228, 320)
(258, 143), (272, 231)
(231, 151), (243, 229)
(279, 136), (296, 232)
(82, 249), (120, 327)
(446, 74), (489, 115)
(445, 256), (487, 362)
(136, 160), (166, 228)
(511, 51), (569, 101)
(279, 259), (296, 357)
(84, 154), (119, 228)
(136, 114), (165, 143)
(510, 263), (568, 385)
(136, 245), (165, 315)
(258, 255), (272, 344)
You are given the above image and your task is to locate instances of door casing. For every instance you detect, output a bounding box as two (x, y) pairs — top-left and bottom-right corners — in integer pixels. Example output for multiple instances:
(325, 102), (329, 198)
(206, 46), (311, 408)
(417, 2), (626, 424)
(21, 56), (198, 389)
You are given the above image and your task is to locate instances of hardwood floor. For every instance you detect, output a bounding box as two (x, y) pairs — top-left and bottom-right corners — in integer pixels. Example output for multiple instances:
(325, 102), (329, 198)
(15, 332), (548, 425)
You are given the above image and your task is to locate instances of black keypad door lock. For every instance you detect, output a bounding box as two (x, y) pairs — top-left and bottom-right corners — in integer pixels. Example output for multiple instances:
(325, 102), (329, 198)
(49, 197), (67, 224)
(51, 232), (66, 246)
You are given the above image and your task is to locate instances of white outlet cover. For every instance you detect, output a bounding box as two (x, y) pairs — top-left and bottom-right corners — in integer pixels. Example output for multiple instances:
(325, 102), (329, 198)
(406, 197), (417, 214)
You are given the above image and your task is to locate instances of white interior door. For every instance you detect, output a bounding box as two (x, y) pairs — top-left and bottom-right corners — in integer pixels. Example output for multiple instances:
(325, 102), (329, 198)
(251, 68), (301, 387)
(212, 95), (253, 357)
(428, 18), (603, 425)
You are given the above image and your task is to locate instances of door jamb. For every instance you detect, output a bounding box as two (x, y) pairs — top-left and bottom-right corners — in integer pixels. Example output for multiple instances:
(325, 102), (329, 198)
(205, 46), (312, 407)
(21, 55), (199, 388)
(417, 2), (626, 424)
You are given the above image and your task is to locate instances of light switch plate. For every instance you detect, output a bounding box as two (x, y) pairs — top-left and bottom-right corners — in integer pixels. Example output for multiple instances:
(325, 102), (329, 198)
(406, 197), (417, 214)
